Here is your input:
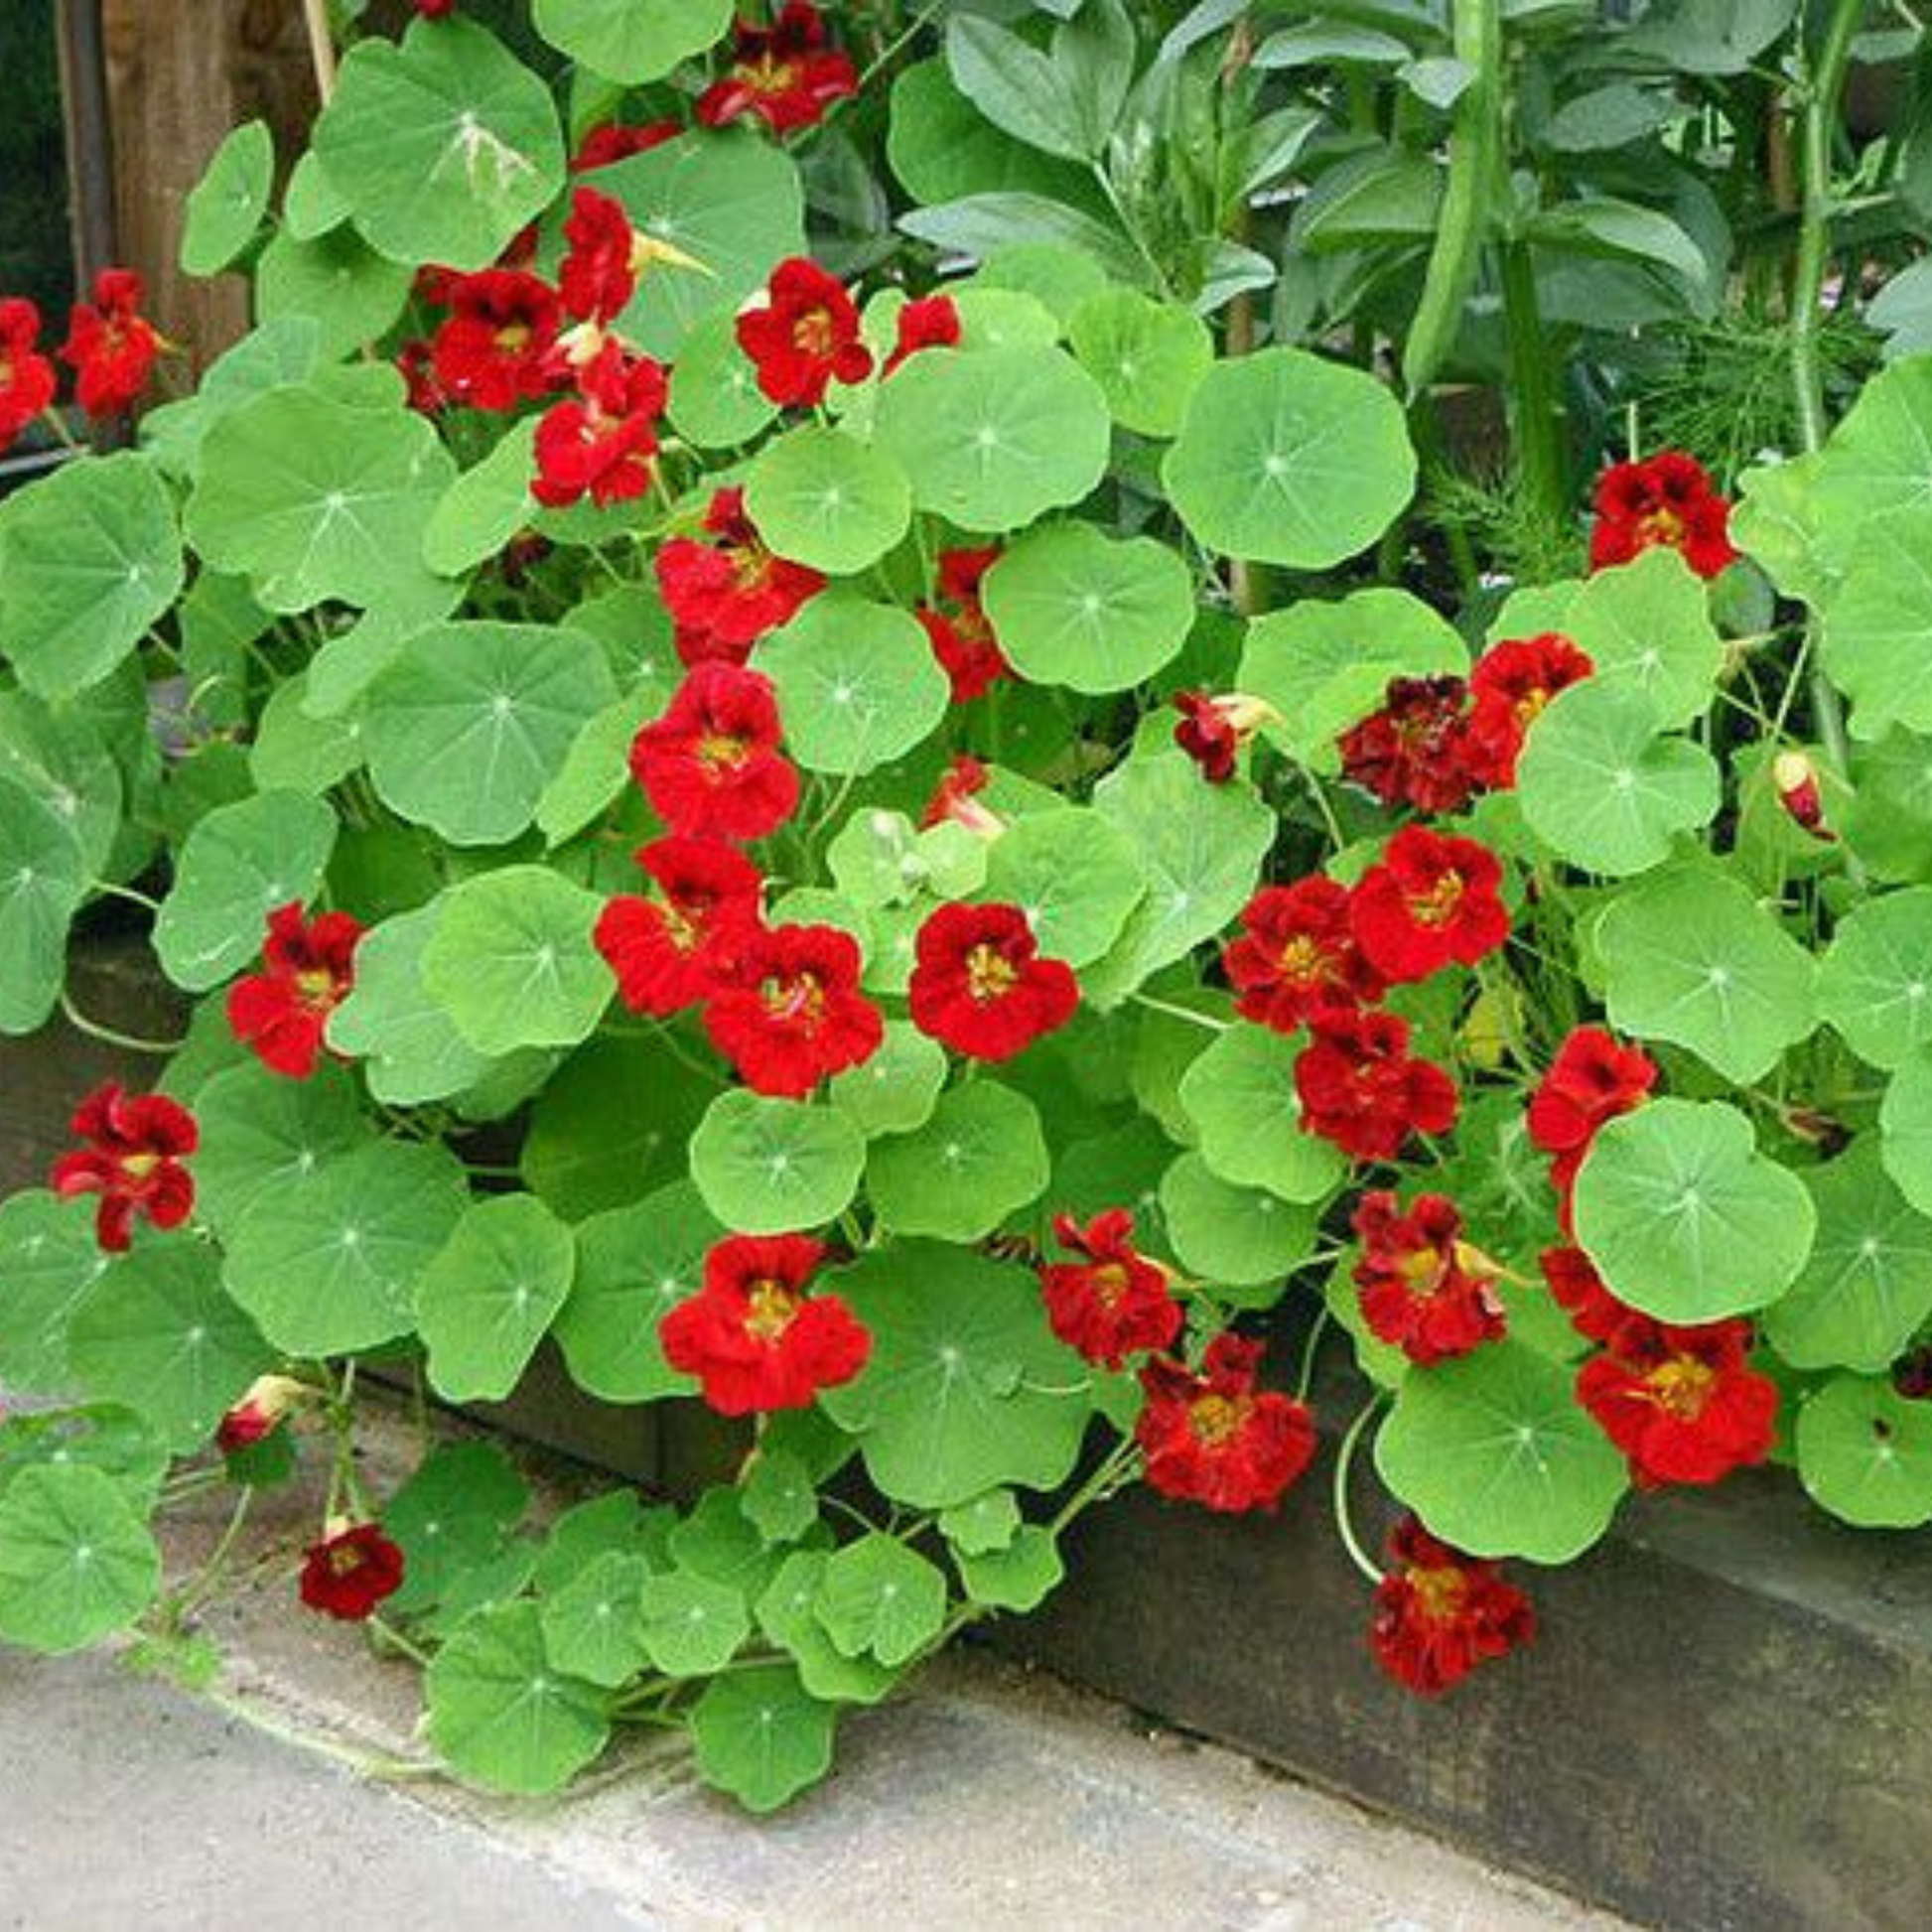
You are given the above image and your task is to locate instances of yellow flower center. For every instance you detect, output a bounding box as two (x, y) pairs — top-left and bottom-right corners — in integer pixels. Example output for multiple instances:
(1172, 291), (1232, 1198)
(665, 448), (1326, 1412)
(744, 1278), (800, 1343)
(964, 942), (1018, 1004)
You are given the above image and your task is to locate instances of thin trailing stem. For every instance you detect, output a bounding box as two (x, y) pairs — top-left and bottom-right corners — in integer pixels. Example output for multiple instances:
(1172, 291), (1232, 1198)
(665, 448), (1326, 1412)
(1331, 1396), (1387, 1587)
(300, 0), (338, 105)
(58, 989), (183, 1055)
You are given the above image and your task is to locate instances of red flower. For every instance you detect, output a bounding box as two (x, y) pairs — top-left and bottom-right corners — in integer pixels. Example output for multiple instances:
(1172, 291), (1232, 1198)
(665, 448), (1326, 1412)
(1039, 1209), (1181, 1369)
(1349, 826), (1509, 985)
(532, 340), (669, 509)
(216, 1374), (311, 1456)
(596, 837), (764, 1017)
(885, 294), (961, 375)
(630, 661), (801, 841)
(1136, 1335), (1316, 1514)
(1577, 1314), (1778, 1487)
(60, 268), (161, 417)
(920, 755), (1005, 838)
(1538, 1245), (1632, 1346)
(1337, 675), (1477, 815)
(1222, 878), (1384, 1033)
(915, 546), (1011, 701)
(1773, 750), (1833, 840)
(703, 922), (884, 1097)
(1526, 1026), (1657, 1200)
(697, 3), (859, 135)
(50, 1082), (198, 1254)
(1589, 452), (1737, 580)
(429, 268), (560, 411)
(571, 119), (683, 172)
(1295, 1010), (1459, 1164)
(1460, 633), (1594, 789)
(736, 257), (874, 407)
(1370, 1514), (1536, 1696)
(0, 298), (57, 455)
(299, 1521), (406, 1622)
(395, 338), (450, 414)
(655, 486), (825, 666)
(559, 188), (638, 325)
(1351, 1192), (1506, 1366)
(659, 1234), (871, 1415)
(414, 1), (458, 16)
(1173, 691), (1276, 784)
(225, 901), (364, 1080)
(907, 901), (1079, 1061)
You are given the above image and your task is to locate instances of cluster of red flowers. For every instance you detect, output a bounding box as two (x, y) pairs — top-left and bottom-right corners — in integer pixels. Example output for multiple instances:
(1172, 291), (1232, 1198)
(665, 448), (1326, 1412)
(660, 1233), (870, 1414)
(225, 902), (364, 1080)
(1370, 1514), (1536, 1695)
(915, 547), (1011, 701)
(1587, 450), (1737, 581)
(1136, 1336), (1316, 1513)
(697, 3), (859, 135)
(656, 486), (826, 667)
(50, 1081), (198, 1253)
(0, 269), (162, 456)
(736, 256), (959, 408)
(1338, 631), (1593, 813)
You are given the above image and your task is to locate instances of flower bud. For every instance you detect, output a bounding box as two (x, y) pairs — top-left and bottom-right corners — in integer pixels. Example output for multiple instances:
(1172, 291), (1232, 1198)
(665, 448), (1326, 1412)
(1773, 750), (1832, 839)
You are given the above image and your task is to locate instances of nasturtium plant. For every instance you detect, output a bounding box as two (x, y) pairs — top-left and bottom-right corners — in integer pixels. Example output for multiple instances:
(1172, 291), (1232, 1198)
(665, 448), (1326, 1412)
(5, 0), (1932, 1817)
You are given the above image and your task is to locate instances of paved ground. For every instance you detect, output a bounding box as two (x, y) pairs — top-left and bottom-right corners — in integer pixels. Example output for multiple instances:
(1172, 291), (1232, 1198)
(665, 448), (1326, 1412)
(0, 1410), (1622, 1931)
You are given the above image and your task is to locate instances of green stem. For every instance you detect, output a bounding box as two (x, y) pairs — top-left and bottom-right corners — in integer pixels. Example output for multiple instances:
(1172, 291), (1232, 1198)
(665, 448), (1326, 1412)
(1499, 238), (1568, 532)
(58, 989), (184, 1055)
(170, 1488), (255, 1623)
(1331, 1396), (1386, 1587)
(1130, 992), (1229, 1033)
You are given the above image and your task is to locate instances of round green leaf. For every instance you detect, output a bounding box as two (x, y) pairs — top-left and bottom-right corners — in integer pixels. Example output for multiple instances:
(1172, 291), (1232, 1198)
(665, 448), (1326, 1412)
(872, 345), (1112, 533)
(255, 227), (413, 361)
(690, 1664), (836, 1814)
(1765, 1142), (1932, 1372)
(535, 0), (732, 82)
(982, 809), (1143, 968)
(1795, 1373), (1932, 1528)
(1158, 1152), (1319, 1296)
(428, 1600), (611, 1794)
(1819, 887), (1932, 1071)
(690, 1091), (866, 1235)
(282, 150), (349, 241)
(814, 1535), (947, 1667)
(0, 1464), (162, 1655)
(1821, 507), (1932, 741)
(0, 1406), (170, 1510)
(820, 1242), (1091, 1509)
(1066, 288), (1212, 438)
(638, 1570), (752, 1677)
(0, 774), (86, 1035)
(222, 1140), (468, 1356)
(416, 1195), (576, 1403)
(744, 428), (911, 577)
(1177, 1024), (1346, 1205)
(553, 1181), (719, 1402)
(1597, 864), (1818, 1084)
(1516, 682), (1720, 877)
(152, 790), (337, 993)
(754, 595), (948, 776)
(180, 119), (274, 275)
(1559, 548), (1725, 730)
(866, 1082), (1049, 1240)
(363, 622), (616, 847)
(191, 1059), (371, 1236)
(955, 1524), (1063, 1611)
(981, 523), (1194, 694)
(1572, 1099), (1816, 1322)
(666, 310), (779, 449)
(0, 453), (184, 698)
(1374, 1341), (1630, 1564)
(421, 867), (612, 1055)
(315, 17), (564, 271)
(0, 1193), (108, 1390)
(538, 1552), (653, 1689)
(755, 1553), (900, 1706)
(1163, 347), (1416, 569)
(829, 1021), (949, 1139)
(187, 384), (456, 614)
(1879, 1048), (1932, 1217)
(67, 1243), (273, 1454)
(422, 420), (540, 578)
(248, 675), (363, 796)
(0, 690), (123, 882)
(387, 1442), (529, 1612)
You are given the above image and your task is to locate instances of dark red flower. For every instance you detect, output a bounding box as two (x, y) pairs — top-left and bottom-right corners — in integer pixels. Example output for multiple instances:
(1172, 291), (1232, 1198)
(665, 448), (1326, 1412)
(736, 257), (874, 407)
(915, 546), (1011, 701)
(532, 340), (668, 509)
(1173, 691), (1277, 784)
(225, 901), (364, 1080)
(1039, 1209), (1181, 1369)
(655, 486), (825, 666)
(0, 298), (57, 455)
(216, 1374), (310, 1456)
(1538, 1245), (1633, 1347)
(920, 755), (1005, 838)
(1222, 878), (1385, 1033)
(1337, 674), (1477, 815)
(697, 3), (859, 135)
(571, 119), (683, 172)
(299, 1521), (406, 1622)
(1370, 1513), (1536, 1696)
(50, 1082), (198, 1254)
(907, 901), (1079, 1061)
(559, 187), (638, 325)
(659, 1234), (871, 1415)
(1773, 750), (1833, 840)
(1295, 1009), (1459, 1164)
(1590, 451), (1737, 580)
(1461, 633), (1594, 789)
(1577, 1314), (1778, 1487)
(60, 268), (161, 417)
(630, 661), (801, 841)
(596, 837), (764, 1017)
(429, 268), (560, 411)
(885, 294), (961, 375)
(394, 338), (450, 414)
(1349, 826), (1509, 985)
(414, 1), (458, 16)
(1136, 1335), (1316, 1514)
(1526, 1026), (1657, 1200)
(703, 922), (885, 1097)
(1351, 1192), (1506, 1366)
